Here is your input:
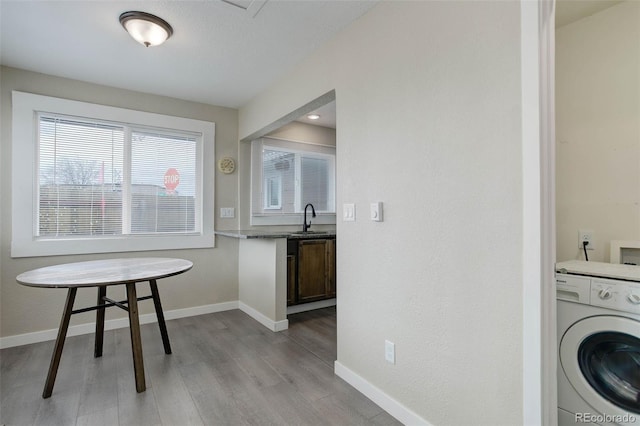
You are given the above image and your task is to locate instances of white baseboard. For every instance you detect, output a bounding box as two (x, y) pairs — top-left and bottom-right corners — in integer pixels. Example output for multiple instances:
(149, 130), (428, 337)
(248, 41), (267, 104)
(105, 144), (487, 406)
(0, 301), (239, 349)
(238, 302), (289, 332)
(334, 361), (431, 426)
(287, 298), (336, 315)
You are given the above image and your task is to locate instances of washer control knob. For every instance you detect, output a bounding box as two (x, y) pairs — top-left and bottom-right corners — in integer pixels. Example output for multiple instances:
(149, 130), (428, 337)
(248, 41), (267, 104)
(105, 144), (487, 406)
(627, 293), (640, 305)
(598, 287), (613, 300)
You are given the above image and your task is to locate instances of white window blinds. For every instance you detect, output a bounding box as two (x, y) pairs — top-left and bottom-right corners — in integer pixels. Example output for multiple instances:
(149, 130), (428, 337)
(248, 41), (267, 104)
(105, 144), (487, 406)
(38, 113), (199, 239)
(130, 130), (197, 234)
(251, 137), (335, 221)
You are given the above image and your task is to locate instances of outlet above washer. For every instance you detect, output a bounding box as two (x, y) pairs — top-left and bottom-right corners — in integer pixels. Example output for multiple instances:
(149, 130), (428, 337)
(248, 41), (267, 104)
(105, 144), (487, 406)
(579, 230), (595, 250)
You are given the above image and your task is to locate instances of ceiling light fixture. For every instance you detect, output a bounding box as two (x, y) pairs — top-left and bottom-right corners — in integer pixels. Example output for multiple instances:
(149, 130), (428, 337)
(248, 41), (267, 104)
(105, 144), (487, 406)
(119, 11), (173, 47)
(307, 114), (320, 120)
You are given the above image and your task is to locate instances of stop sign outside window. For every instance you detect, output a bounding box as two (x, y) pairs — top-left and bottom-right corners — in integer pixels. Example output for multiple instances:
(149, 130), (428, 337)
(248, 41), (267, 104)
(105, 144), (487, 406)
(164, 168), (180, 192)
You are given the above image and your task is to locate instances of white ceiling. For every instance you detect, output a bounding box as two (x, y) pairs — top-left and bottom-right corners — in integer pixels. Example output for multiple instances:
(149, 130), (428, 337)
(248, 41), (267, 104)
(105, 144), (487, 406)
(556, 0), (623, 27)
(2, 0), (619, 124)
(295, 100), (336, 129)
(0, 0), (377, 109)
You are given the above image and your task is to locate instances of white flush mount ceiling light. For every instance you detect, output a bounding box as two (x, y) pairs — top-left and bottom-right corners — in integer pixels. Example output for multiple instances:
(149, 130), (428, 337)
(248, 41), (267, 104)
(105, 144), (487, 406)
(307, 114), (320, 120)
(119, 11), (173, 47)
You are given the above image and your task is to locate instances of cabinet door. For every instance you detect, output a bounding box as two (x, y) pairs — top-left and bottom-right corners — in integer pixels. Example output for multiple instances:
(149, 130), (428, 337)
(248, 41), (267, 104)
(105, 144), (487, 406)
(298, 239), (329, 302)
(327, 238), (336, 298)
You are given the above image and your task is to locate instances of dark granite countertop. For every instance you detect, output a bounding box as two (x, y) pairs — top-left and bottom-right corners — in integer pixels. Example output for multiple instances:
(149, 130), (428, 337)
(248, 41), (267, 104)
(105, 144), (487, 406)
(215, 230), (336, 240)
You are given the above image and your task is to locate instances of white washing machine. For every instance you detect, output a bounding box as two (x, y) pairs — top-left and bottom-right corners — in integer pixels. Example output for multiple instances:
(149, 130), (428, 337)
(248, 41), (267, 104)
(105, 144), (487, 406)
(556, 262), (640, 426)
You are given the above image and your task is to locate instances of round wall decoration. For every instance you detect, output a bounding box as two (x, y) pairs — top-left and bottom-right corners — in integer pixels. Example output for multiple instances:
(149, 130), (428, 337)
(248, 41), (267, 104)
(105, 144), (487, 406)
(218, 157), (236, 174)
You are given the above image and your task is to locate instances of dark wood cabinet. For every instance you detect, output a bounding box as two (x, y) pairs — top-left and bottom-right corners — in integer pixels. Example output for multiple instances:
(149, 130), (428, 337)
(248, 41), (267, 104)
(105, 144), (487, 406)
(287, 237), (336, 306)
(287, 254), (296, 305)
(327, 238), (336, 298)
(298, 239), (330, 302)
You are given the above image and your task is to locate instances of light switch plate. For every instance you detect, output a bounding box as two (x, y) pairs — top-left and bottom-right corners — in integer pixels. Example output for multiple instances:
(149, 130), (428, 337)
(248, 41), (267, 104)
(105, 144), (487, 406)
(343, 203), (355, 222)
(385, 340), (395, 364)
(220, 207), (235, 218)
(370, 202), (383, 222)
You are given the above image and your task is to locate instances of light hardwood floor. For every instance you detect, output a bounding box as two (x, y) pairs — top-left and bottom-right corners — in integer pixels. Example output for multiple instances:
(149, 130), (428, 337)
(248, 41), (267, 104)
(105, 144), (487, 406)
(1, 307), (401, 426)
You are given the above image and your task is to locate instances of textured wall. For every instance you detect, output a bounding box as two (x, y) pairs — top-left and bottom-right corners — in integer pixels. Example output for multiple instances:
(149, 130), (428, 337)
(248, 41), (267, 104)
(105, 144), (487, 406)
(239, 1), (523, 424)
(238, 238), (287, 323)
(556, 1), (640, 262)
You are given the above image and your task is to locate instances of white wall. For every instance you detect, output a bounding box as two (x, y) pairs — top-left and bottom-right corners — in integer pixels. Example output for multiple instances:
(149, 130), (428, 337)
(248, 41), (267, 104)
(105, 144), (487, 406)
(0, 66), (240, 340)
(556, 1), (640, 262)
(240, 2), (524, 424)
(238, 238), (287, 327)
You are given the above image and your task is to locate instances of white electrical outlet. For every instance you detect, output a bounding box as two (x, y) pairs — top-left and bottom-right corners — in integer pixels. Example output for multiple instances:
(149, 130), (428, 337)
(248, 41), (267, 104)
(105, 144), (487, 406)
(578, 230), (595, 250)
(385, 340), (395, 364)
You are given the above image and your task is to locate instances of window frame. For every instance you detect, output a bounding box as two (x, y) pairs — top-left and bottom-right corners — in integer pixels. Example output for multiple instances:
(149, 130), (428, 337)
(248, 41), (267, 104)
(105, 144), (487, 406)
(250, 137), (336, 226)
(11, 91), (215, 258)
(264, 175), (283, 210)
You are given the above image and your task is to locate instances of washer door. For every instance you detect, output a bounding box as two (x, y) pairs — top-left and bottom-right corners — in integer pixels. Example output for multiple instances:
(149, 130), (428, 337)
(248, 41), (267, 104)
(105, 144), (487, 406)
(560, 316), (640, 419)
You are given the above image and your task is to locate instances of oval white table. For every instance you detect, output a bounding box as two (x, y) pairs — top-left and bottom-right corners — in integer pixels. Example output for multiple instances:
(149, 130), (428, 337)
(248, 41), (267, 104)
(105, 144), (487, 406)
(16, 257), (193, 398)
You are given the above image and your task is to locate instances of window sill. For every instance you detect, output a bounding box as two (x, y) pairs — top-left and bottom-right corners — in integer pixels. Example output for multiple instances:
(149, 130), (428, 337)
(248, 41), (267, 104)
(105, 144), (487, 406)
(11, 234), (214, 258)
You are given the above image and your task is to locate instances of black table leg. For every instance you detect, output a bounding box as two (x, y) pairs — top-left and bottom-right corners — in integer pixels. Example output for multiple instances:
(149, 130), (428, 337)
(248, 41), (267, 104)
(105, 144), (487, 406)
(125, 282), (145, 393)
(94, 285), (107, 357)
(149, 279), (172, 354)
(43, 287), (77, 398)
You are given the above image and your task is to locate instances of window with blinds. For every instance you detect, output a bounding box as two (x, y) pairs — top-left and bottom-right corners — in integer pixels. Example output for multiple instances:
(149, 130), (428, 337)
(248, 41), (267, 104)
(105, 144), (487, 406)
(37, 114), (199, 239)
(251, 137), (335, 225)
(12, 91), (214, 257)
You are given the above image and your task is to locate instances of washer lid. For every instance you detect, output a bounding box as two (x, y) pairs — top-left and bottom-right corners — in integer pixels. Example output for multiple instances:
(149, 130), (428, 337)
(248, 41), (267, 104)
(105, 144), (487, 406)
(560, 316), (640, 422)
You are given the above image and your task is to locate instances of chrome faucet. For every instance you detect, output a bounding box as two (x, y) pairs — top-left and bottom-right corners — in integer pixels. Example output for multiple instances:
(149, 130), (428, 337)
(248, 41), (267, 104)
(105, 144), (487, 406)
(303, 203), (316, 232)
